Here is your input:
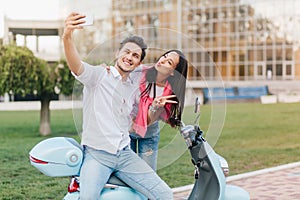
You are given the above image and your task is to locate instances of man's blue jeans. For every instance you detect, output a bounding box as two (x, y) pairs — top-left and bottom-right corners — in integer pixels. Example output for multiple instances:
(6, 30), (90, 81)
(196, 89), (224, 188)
(130, 121), (160, 171)
(79, 145), (173, 200)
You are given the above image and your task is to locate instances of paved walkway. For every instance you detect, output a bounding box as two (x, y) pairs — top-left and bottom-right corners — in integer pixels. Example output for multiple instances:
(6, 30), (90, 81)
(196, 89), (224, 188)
(173, 162), (300, 200)
(0, 100), (81, 111)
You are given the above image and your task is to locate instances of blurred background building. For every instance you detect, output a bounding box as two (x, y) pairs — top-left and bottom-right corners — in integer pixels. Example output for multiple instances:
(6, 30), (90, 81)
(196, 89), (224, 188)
(110, 0), (300, 88)
(2, 0), (300, 102)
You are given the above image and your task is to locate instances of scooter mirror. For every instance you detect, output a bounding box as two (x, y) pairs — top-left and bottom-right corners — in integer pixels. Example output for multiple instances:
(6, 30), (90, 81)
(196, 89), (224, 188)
(194, 97), (200, 113)
(192, 97), (201, 126)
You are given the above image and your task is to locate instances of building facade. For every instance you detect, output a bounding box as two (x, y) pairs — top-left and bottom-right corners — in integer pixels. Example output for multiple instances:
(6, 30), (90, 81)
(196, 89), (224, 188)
(111, 0), (300, 94)
(3, 0), (300, 99)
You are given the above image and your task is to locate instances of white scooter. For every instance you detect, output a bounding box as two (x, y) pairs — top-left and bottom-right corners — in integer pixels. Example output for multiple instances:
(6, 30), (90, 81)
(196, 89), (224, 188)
(29, 97), (250, 199)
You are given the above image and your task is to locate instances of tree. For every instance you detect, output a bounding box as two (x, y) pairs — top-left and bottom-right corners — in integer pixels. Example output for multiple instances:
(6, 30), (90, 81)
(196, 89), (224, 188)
(0, 44), (75, 136)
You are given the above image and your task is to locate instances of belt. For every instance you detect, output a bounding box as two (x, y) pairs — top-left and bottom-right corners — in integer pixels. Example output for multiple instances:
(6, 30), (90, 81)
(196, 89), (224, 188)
(118, 145), (129, 152)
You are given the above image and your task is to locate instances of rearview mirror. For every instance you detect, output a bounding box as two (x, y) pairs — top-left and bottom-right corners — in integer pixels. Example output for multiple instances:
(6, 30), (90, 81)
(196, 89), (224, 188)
(194, 97), (200, 113)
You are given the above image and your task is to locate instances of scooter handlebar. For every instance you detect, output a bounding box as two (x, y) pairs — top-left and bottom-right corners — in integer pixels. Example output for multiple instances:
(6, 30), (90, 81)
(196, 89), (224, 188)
(180, 124), (203, 148)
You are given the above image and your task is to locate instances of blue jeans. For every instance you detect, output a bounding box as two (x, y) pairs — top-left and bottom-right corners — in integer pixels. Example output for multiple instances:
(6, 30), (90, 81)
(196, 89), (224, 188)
(130, 121), (160, 171)
(79, 145), (173, 200)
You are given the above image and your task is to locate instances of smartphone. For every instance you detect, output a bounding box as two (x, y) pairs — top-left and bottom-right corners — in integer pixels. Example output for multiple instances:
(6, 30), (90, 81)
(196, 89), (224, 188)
(81, 15), (94, 26)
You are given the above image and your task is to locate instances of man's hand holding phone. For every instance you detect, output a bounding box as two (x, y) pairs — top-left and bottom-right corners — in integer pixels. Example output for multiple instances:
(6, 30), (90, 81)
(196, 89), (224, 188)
(63, 13), (93, 40)
(81, 15), (94, 26)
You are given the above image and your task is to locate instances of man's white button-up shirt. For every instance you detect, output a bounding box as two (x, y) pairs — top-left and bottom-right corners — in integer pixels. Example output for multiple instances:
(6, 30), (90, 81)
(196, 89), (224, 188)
(73, 62), (140, 154)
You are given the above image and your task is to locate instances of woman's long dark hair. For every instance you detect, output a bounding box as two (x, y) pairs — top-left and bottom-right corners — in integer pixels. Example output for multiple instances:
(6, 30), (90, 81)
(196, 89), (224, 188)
(141, 49), (188, 127)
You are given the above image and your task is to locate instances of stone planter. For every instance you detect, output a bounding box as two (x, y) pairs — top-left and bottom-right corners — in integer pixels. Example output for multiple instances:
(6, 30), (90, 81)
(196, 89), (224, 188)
(278, 93), (300, 103)
(260, 95), (277, 104)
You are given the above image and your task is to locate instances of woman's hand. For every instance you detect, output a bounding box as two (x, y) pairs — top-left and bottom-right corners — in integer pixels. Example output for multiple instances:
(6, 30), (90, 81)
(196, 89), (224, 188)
(99, 63), (110, 73)
(152, 95), (177, 110)
(148, 95), (177, 124)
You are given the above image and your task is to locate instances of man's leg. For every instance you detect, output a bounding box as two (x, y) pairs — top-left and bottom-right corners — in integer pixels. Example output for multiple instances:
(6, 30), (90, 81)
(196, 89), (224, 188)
(80, 146), (114, 200)
(115, 147), (173, 200)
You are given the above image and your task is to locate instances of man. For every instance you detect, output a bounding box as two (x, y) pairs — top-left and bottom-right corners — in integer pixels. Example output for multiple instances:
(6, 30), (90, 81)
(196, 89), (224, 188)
(62, 12), (173, 200)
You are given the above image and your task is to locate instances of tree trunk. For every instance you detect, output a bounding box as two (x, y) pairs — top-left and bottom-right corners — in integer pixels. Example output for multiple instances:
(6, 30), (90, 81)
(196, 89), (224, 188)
(39, 98), (51, 136)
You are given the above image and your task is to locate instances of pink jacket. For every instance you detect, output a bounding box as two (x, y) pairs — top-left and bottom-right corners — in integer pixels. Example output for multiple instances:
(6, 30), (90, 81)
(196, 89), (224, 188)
(132, 67), (173, 137)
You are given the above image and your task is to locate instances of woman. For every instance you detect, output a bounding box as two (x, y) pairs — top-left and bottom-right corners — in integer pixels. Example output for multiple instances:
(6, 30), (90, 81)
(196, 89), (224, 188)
(130, 49), (188, 170)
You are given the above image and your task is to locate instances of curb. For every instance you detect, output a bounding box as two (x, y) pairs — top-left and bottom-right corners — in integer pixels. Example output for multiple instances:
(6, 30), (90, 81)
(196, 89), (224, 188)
(172, 161), (300, 193)
(226, 161), (300, 182)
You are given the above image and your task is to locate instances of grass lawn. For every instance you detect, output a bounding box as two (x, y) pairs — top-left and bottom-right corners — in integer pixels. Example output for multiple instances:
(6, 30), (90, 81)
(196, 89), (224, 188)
(0, 102), (300, 199)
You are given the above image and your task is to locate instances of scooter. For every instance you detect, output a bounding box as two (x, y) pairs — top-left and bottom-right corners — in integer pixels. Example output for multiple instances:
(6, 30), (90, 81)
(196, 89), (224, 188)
(29, 97), (250, 200)
(29, 136), (147, 200)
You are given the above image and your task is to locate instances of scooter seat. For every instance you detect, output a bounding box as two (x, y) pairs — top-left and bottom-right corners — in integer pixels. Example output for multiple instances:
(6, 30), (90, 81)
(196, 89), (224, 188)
(107, 175), (129, 187)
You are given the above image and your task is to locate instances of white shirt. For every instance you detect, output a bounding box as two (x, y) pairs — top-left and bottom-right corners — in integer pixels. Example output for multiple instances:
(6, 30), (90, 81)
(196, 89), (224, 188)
(74, 62), (140, 154)
(150, 85), (164, 98)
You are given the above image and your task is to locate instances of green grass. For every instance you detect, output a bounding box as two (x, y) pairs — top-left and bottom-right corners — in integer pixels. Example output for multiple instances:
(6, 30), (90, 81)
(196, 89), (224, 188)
(0, 110), (78, 200)
(1, 103), (300, 199)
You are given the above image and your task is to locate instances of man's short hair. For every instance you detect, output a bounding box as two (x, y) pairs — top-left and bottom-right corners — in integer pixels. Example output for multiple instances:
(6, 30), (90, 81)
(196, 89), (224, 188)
(120, 35), (147, 61)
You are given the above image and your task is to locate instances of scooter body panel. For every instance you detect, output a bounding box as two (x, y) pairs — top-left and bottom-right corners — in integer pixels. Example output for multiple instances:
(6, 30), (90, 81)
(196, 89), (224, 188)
(204, 142), (226, 199)
(225, 184), (250, 200)
(29, 137), (82, 177)
(63, 186), (147, 200)
(63, 192), (79, 200)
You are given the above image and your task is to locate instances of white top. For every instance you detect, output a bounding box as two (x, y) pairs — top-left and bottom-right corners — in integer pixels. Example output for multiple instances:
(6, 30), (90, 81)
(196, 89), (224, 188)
(74, 62), (141, 154)
(150, 85), (164, 98)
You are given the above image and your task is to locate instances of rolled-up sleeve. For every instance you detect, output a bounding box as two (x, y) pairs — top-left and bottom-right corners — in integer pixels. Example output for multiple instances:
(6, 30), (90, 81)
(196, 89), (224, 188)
(72, 62), (106, 87)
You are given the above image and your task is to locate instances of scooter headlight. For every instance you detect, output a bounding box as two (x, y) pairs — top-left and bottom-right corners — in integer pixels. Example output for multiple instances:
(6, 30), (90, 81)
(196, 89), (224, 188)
(218, 155), (229, 177)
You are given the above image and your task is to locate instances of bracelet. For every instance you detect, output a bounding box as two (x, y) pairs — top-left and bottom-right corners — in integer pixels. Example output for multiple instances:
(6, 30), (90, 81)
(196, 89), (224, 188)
(149, 104), (158, 113)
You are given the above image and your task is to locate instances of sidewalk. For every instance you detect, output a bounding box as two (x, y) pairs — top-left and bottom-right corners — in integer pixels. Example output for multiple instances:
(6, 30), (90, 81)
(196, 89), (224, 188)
(0, 100), (81, 111)
(173, 162), (300, 200)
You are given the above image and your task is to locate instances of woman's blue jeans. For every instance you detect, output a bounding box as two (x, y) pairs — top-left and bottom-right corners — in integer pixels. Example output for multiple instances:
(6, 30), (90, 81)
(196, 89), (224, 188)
(130, 121), (160, 171)
(79, 145), (173, 200)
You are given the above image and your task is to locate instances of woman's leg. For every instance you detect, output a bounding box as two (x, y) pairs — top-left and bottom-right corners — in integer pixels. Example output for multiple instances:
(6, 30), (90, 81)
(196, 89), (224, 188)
(130, 135), (138, 153)
(137, 134), (160, 171)
(137, 121), (160, 170)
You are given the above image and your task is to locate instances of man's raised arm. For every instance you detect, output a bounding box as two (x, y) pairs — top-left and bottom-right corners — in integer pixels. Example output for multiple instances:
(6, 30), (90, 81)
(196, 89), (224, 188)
(62, 12), (87, 76)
